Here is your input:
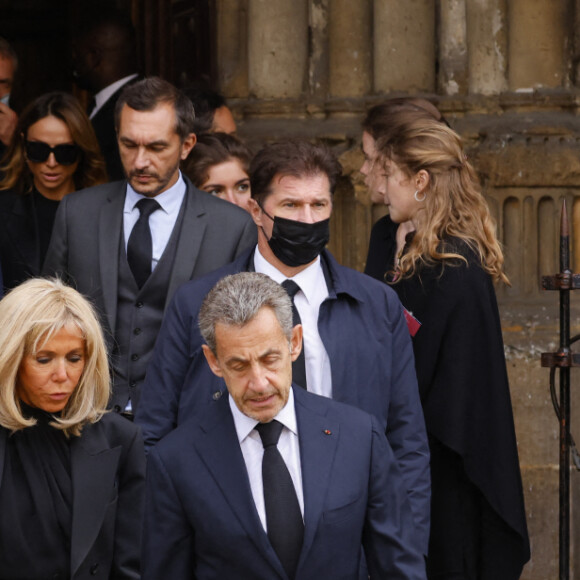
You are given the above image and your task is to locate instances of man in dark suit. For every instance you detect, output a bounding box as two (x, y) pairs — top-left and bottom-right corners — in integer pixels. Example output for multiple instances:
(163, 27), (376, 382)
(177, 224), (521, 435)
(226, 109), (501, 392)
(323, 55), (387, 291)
(143, 272), (426, 580)
(137, 139), (431, 553)
(43, 77), (256, 416)
(73, 12), (139, 180)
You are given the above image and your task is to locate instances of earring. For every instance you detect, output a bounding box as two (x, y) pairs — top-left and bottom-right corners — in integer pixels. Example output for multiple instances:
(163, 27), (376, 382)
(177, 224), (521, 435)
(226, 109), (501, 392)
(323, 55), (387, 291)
(414, 190), (426, 202)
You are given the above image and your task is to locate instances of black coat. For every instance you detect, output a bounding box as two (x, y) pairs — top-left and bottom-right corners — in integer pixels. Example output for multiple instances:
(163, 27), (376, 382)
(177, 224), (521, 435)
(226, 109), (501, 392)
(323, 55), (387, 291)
(0, 190), (44, 291)
(366, 216), (530, 579)
(0, 412), (145, 579)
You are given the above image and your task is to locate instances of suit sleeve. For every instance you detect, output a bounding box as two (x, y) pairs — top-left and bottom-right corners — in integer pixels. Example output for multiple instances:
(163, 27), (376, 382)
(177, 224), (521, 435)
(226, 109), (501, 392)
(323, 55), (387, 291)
(385, 294), (431, 554)
(111, 425), (147, 579)
(233, 218), (257, 259)
(363, 416), (427, 580)
(136, 286), (197, 450)
(142, 447), (195, 580)
(42, 195), (70, 280)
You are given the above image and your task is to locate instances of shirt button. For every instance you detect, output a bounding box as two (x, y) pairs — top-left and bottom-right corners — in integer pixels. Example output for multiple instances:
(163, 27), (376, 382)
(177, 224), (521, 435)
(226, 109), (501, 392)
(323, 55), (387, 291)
(131, 354), (139, 361)
(90, 563), (99, 575)
(134, 327), (142, 335)
(113, 405), (121, 412)
(130, 381), (137, 388)
(135, 301), (144, 308)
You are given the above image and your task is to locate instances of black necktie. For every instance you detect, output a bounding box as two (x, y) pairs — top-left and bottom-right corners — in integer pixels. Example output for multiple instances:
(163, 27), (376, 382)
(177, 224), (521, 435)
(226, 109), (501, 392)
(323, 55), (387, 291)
(127, 198), (160, 289)
(255, 420), (303, 579)
(281, 280), (307, 389)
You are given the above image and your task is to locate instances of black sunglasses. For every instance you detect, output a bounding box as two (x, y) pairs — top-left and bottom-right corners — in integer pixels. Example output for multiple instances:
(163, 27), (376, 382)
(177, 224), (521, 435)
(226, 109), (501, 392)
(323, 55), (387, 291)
(25, 140), (80, 165)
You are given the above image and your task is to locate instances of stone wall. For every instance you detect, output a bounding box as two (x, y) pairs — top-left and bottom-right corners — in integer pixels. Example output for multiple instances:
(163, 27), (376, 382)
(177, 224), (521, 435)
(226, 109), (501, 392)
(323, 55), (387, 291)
(215, 1), (580, 577)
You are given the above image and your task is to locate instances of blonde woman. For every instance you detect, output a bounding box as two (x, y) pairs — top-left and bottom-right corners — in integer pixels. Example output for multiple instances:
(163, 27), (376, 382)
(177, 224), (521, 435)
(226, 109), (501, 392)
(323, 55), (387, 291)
(0, 278), (144, 579)
(360, 107), (530, 580)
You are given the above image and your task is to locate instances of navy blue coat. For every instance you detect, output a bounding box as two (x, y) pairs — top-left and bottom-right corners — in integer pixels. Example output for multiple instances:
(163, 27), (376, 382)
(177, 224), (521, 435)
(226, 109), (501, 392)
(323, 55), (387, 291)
(142, 386), (426, 580)
(137, 247), (431, 551)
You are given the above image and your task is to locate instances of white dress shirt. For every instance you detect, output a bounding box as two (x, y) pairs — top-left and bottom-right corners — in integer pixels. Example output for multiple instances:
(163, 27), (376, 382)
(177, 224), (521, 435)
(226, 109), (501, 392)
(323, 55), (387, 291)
(89, 74), (139, 119)
(230, 389), (304, 531)
(254, 247), (332, 398)
(123, 172), (187, 270)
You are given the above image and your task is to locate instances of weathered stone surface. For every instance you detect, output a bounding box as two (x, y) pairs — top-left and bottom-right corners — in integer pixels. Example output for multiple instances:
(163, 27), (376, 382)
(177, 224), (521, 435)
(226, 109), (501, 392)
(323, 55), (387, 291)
(328, 0), (372, 98)
(466, 0), (508, 95)
(508, 0), (570, 90)
(438, 0), (468, 96)
(247, 0), (308, 98)
(216, 0), (249, 97)
(373, 0), (435, 93)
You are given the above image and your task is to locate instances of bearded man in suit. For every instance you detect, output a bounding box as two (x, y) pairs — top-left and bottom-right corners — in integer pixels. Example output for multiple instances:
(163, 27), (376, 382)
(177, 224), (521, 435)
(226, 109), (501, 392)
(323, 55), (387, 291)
(43, 76), (256, 417)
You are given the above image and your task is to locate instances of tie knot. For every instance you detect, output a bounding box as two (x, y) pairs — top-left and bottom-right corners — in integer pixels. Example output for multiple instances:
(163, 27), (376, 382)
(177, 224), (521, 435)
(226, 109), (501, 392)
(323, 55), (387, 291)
(255, 420), (284, 448)
(281, 279), (301, 299)
(135, 198), (161, 219)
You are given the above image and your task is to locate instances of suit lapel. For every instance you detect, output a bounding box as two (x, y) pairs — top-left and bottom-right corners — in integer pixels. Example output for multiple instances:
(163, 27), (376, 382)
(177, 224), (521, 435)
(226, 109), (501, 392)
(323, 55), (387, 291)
(69, 428), (122, 577)
(194, 397), (287, 578)
(98, 185), (125, 334)
(164, 181), (207, 308)
(293, 387), (340, 566)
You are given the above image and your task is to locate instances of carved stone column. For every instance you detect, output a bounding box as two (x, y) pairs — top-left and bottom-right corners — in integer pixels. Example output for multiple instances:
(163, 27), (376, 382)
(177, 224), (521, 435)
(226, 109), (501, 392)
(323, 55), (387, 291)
(248, 0), (308, 98)
(466, 0), (508, 95)
(328, 0), (372, 98)
(438, 0), (468, 96)
(216, 0), (249, 97)
(373, 0), (435, 93)
(508, 0), (570, 90)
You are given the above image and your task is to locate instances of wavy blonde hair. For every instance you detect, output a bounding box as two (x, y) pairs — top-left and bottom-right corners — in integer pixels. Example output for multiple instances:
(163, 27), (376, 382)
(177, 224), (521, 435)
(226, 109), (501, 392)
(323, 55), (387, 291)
(0, 92), (107, 195)
(374, 116), (508, 284)
(0, 278), (110, 436)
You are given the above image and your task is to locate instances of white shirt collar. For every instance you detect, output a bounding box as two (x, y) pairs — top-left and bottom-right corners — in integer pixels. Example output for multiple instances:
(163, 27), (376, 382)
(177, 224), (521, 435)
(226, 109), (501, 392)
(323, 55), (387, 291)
(124, 171), (186, 215)
(229, 388), (298, 444)
(253, 246), (323, 306)
(92, 74), (139, 118)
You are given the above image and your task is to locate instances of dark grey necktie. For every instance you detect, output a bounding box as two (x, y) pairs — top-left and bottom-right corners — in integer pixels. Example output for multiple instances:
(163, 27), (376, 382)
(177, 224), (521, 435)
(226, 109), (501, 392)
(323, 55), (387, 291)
(281, 279), (307, 389)
(255, 420), (303, 579)
(127, 198), (160, 289)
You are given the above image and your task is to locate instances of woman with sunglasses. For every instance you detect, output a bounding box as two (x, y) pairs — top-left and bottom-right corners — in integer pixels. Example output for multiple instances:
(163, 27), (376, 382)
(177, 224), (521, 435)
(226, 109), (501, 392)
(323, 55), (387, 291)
(0, 92), (107, 291)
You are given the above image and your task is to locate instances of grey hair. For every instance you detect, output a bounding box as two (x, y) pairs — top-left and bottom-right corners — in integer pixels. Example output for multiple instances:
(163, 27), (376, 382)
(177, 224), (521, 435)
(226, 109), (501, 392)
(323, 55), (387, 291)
(199, 272), (293, 353)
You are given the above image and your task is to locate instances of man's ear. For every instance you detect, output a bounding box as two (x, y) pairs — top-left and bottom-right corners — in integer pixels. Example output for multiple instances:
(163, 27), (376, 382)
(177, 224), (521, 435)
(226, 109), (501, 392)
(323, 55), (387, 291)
(180, 133), (197, 160)
(290, 324), (303, 362)
(202, 344), (223, 378)
(248, 198), (263, 228)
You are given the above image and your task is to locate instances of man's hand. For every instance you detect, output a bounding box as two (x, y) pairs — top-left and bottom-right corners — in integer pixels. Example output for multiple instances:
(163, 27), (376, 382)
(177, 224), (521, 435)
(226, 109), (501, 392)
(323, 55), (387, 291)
(0, 101), (17, 146)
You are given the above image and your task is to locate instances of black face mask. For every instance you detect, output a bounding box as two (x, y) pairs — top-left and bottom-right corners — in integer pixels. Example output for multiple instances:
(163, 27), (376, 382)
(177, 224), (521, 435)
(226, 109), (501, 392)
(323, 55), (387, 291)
(260, 207), (330, 267)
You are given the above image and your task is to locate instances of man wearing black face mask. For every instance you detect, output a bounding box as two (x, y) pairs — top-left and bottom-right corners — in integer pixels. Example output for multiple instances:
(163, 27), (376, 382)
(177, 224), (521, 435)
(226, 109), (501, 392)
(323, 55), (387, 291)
(137, 140), (431, 558)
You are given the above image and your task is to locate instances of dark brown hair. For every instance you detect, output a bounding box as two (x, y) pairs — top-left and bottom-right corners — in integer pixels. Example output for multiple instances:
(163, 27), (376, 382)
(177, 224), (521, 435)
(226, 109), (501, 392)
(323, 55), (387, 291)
(183, 132), (252, 187)
(249, 139), (342, 206)
(114, 76), (195, 141)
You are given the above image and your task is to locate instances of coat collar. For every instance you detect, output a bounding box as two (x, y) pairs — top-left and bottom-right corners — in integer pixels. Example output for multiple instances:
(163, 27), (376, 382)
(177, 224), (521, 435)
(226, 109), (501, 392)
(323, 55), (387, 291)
(69, 424), (123, 577)
(193, 394), (287, 578)
(0, 424), (122, 578)
(193, 386), (340, 579)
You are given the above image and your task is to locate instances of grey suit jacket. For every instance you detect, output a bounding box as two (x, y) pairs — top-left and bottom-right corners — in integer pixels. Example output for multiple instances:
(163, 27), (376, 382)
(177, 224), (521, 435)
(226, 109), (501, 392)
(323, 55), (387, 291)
(42, 177), (257, 343)
(0, 413), (146, 579)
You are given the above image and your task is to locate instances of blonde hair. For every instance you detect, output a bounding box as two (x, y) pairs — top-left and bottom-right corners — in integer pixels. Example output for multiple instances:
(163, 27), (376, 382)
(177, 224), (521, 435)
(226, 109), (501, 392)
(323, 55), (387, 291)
(0, 278), (110, 436)
(0, 91), (107, 195)
(374, 116), (508, 284)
